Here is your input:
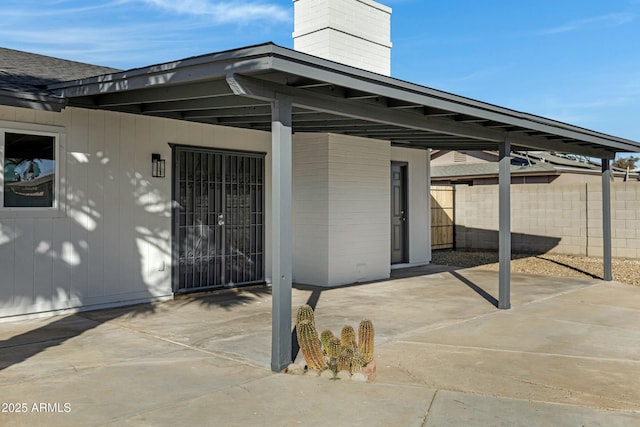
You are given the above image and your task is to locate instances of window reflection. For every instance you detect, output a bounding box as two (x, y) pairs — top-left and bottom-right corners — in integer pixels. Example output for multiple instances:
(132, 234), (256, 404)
(3, 132), (55, 208)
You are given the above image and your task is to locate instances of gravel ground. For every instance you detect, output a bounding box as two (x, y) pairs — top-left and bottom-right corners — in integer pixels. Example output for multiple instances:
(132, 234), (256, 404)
(431, 250), (640, 287)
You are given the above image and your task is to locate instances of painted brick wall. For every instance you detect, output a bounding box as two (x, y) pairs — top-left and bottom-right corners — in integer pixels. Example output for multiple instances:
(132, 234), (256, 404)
(293, 0), (392, 75)
(292, 133), (330, 284)
(327, 134), (391, 285)
(454, 182), (640, 258)
(292, 133), (391, 286)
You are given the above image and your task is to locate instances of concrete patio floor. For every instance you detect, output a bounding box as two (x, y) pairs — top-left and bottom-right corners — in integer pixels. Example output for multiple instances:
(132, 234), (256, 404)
(1, 266), (639, 426)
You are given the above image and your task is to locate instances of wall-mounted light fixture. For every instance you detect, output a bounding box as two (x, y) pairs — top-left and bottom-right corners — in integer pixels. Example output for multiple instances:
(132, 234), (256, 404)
(151, 153), (166, 178)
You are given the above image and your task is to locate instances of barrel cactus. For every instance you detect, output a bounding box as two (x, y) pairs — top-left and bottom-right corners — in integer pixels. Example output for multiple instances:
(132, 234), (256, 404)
(296, 304), (315, 327)
(320, 329), (336, 354)
(351, 351), (368, 374)
(296, 319), (327, 371)
(357, 319), (375, 363)
(327, 337), (342, 359)
(338, 350), (353, 372)
(341, 325), (357, 350)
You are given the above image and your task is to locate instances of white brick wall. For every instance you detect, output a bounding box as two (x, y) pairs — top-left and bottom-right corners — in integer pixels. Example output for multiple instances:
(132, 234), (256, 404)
(293, 133), (392, 286)
(293, 133), (330, 284)
(293, 0), (392, 75)
(327, 134), (391, 285)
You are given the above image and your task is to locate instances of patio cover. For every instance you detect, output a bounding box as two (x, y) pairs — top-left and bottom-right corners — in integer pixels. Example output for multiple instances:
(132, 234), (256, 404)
(50, 43), (640, 371)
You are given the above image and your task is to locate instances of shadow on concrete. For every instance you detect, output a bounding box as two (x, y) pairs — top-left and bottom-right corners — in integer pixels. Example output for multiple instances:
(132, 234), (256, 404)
(0, 285), (272, 373)
(0, 303), (156, 372)
(450, 271), (498, 307)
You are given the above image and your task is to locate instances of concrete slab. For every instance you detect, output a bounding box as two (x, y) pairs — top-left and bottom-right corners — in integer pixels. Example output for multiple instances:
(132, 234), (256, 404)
(0, 268), (639, 426)
(425, 390), (640, 427)
(110, 375), (435, 427)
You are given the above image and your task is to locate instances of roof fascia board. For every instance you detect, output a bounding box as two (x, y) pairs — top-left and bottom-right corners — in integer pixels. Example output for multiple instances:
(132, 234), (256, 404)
(52, 55), (274, 99)
(89, 79), (234, 107)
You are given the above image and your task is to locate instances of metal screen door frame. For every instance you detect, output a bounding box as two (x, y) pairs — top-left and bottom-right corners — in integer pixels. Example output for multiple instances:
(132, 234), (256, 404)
(171, 144), (266, 293)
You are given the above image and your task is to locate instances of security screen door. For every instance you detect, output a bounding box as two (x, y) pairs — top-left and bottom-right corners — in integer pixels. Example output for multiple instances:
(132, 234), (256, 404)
(173, 146), (265, 293)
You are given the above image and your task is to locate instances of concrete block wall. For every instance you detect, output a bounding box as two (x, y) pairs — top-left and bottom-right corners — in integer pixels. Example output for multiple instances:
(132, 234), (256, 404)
(293, 0), (392, 75)
(454, 182), (640, 258)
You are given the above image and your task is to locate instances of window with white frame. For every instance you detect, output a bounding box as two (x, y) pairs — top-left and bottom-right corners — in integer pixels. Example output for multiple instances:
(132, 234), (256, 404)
(1, 128), (59, 209)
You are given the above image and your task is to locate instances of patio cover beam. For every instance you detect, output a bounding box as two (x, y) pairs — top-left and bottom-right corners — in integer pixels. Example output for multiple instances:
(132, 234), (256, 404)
(227, 74), (616, 159)
(602, 159), (613, 281)
(270, 93), (294, 372)
(498, 138), (511, 309)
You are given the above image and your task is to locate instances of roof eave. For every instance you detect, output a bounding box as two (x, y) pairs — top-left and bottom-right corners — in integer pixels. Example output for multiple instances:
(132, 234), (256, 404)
(0, 89), (67, 112)
(46, 42), (640, 155)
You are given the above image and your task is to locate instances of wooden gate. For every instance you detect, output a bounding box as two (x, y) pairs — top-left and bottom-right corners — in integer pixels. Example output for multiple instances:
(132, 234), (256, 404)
(430, 185), (455, 250)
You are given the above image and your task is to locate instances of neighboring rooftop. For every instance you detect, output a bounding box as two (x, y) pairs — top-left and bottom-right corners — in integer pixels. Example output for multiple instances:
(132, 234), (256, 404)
(431, 150), (639, 182)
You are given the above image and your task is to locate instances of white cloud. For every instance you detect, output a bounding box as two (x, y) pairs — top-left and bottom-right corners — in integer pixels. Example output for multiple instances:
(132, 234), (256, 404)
(539, 12), (635, 35)
(140, 0), (290, 24)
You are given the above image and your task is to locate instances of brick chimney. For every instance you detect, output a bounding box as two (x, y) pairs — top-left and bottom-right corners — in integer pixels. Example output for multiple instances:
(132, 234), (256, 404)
(292, 0), (392, 76)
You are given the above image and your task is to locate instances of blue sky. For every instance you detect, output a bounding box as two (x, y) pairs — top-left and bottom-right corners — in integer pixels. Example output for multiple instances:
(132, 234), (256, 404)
(2, 0), (639, 153)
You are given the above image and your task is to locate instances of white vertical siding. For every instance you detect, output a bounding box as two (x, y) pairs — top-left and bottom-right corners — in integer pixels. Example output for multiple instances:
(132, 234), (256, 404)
(0, 107), (271, 319)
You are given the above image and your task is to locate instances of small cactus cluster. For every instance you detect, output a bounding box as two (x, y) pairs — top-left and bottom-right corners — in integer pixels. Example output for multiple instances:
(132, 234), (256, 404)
(295, 305), (375, 379)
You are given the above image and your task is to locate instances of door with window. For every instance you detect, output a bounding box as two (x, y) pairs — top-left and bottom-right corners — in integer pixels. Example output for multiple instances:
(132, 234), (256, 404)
(173, 146), (265, 293)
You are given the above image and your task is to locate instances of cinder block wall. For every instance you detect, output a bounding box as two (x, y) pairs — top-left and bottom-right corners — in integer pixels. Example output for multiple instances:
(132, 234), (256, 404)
(454, 183), (640, 258)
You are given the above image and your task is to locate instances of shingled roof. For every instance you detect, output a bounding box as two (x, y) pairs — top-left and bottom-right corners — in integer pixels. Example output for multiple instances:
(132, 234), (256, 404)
(0, 47), (119, 111)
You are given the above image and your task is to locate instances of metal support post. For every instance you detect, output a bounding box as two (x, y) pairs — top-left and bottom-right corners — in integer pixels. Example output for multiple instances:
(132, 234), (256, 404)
(498, 138), (511, 309)
(602, 159), (613, 281)
(270, 93), (293, 371)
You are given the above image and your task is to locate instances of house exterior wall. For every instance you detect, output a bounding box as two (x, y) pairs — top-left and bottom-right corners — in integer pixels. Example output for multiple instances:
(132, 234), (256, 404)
(0, 105), (272, 320)
(292, 133), (330, 284)
(455, 182), (640, 258)
(292, 0), (392, 75)
(293, 133), (391, 286)
(326, 134), (391, 285)
(0, 102), (434, 319)
(292, 135), (431, 286)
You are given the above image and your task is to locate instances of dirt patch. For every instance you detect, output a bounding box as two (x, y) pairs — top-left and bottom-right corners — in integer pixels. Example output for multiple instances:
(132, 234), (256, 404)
(431, 250), (640, 287)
